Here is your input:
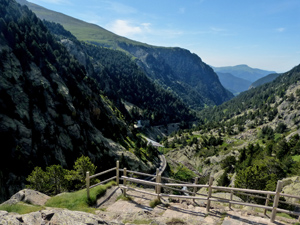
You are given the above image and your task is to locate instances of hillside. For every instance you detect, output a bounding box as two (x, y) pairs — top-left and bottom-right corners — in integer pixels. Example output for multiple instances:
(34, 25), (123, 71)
(43, 21), (195, 126)
(16, 0), (234, 110)
(0, 0), (160, 202)
(212, 64), (276, 82)
(216, 72), (252, 95)
(250, 73), (281, 89)
(162, 63), (300, 201)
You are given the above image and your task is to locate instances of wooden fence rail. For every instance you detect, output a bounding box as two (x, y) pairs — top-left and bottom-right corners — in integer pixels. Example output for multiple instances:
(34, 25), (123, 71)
(87, 161), (300, 223)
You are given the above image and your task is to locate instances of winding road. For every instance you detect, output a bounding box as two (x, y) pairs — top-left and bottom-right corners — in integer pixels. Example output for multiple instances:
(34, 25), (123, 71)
(144, 137), (166, 176)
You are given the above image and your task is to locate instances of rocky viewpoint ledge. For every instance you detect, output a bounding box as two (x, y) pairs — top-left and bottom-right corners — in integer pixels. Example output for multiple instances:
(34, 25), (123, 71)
(0, 187), (299, 225)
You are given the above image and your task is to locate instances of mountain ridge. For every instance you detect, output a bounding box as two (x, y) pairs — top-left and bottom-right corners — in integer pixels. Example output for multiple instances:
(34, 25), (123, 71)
(0, 0), (159, 202)
(16, 0), (234, 110)
(216, 72), (252, 95)
(212, 64), (276, 82)
(250, 73), (281, 89)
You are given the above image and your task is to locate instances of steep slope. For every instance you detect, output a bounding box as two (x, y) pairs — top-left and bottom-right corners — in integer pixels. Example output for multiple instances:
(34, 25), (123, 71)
(15, 0), (140, 49)
(119, 43), (233, 109)
(199, 64), (300, 124)
(162, 63), (300, 199)
(0, 0), (155, 202)
(43, 21), (195, 125)
(216, 72), (252, 95)
(213, 64), (276, 82)
(16, 0), (233, 110)
(250, 73), (281, 89)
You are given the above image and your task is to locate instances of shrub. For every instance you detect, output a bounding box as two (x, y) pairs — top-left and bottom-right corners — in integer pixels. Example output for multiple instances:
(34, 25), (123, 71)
(149, 198), (161, 208)
(26, 155), (98, 195)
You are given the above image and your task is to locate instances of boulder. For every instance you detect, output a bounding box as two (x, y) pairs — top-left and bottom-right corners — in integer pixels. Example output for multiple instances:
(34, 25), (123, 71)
(0, 208), (123, 225)
(0, 189), (50, 206)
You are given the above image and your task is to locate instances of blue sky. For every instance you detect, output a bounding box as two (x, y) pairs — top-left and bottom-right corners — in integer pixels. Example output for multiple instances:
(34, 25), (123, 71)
(27, 0), (300, 72)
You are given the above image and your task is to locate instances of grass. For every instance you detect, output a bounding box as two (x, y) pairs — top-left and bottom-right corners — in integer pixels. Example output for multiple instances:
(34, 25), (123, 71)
(276, 212), (295, 219)
(274, 133), (282, 142)
(292, 155), (300, 162)
(45, 181), (116, 213)
(117, 194), (133, 201)
(166, 218), (185, 224)
(0, 202), (44, 214)
(149, 198), (161, 208)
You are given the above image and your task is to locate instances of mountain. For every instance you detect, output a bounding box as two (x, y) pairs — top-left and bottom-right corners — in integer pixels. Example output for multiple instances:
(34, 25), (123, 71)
(249, 73), (281, 89)
(16, 0), (234, 110)
(162, 63), (300, 199)
(212, 64), (276, 82)
(0, 0), (161, 202)
(198, 64), (300, 124)
(43, 21), (195, 126)
(216, 72), (252, 95)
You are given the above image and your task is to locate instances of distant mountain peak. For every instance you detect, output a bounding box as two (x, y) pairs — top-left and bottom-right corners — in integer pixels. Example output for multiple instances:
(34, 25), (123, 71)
(212, 65), (276, 82)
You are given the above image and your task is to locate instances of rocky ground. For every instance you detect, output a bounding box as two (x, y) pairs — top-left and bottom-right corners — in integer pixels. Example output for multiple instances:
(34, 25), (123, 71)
(1, 187), (299, 225)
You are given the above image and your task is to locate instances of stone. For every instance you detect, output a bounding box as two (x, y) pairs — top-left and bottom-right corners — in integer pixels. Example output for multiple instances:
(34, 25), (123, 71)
(0, 189), (50, 206)
(0, 209), (123, 225)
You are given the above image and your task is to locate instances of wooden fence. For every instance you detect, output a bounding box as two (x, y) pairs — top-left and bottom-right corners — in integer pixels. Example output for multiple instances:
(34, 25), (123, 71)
(86, 161), (300, 223)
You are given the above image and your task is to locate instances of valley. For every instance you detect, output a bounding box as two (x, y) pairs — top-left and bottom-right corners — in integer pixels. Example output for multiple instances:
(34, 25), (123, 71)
(0, 0), (300, 223)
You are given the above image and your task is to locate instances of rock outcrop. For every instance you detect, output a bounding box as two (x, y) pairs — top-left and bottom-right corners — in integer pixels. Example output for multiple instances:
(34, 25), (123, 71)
(0, 189), (50, 206)
(119, 43), (233, 110)
(0, 0), (155, 203)
(0, 208), (122, 225)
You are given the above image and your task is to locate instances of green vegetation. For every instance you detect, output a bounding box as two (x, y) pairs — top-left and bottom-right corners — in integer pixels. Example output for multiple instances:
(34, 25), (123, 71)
(166, 218), (185, 224)
(117, 194), (133, 201)
(23, 0), (233, 112)
(22, 0), (146, 49)
(172, 165), (196, 182)
(149, 198), (161, 208)
(81, 41), (195, 125)
(292, 155), (300, 162)
(1, 0), (141, 201)
(45, 181), (115, 212)
(26, 156), (98, 195)
(0, 202), (44, 214)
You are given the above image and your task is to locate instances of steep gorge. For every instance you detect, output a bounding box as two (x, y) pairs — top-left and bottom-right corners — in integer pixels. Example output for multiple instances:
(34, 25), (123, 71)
(0, 0), (156, 202)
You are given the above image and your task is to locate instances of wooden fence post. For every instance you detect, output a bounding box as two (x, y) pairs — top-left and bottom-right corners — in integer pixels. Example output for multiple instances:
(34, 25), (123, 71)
(157, 174), (162, 201)
(270, 181), (283, 223)
(193, 177), (198, 196)
(264, 193), (270, 215)
(193, 177), (198, 203)
(155, 168), (159, 194)
(86, 171), (90, 199)
(123, 168), (127, 197)
(116, 161), (119, 186)
(229, 190), (233, 209)
(206, 176), (214, 212)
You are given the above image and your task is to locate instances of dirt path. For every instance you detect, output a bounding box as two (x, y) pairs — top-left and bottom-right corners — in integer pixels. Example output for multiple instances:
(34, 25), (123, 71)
(95, 186), (298, 225)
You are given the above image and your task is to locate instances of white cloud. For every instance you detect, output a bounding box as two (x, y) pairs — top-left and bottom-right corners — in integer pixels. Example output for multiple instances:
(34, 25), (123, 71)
(110, 20), (150, 36)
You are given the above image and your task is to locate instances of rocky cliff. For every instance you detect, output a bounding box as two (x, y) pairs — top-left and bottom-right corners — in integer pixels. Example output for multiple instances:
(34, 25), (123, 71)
(17, 0), (234, 110)
(119, 44), (233, 110)
(0, 0), (155, 202)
